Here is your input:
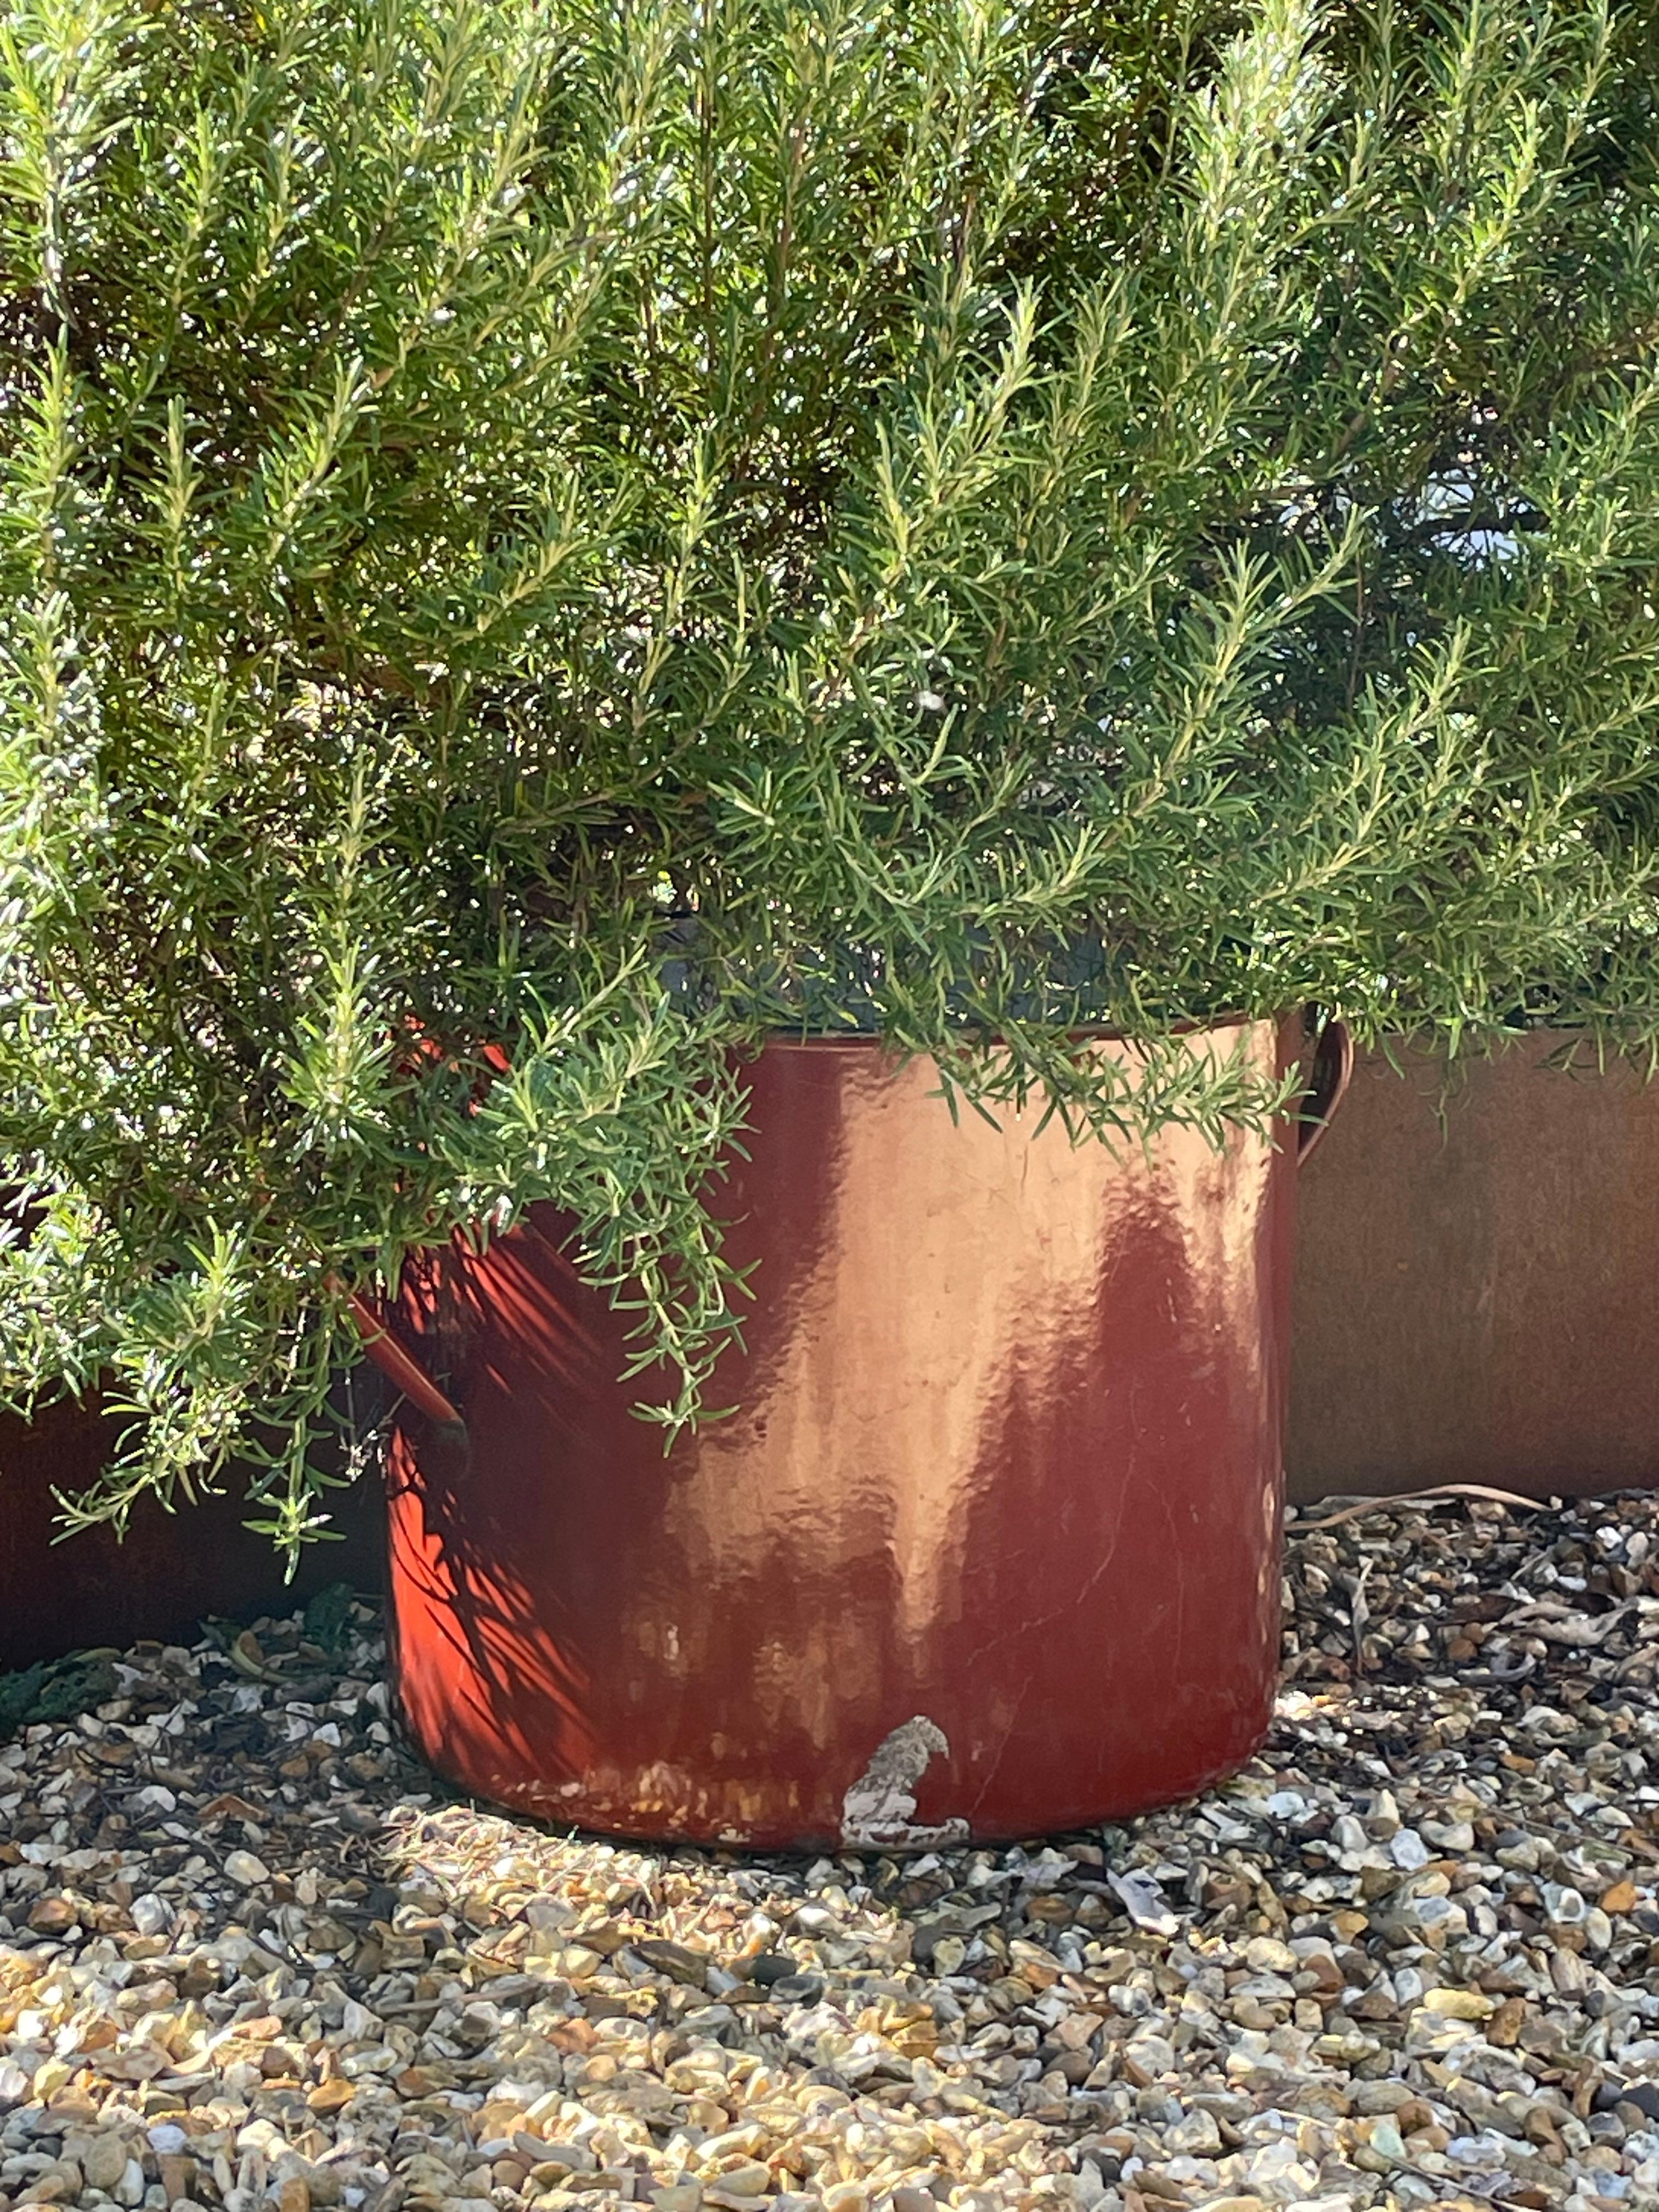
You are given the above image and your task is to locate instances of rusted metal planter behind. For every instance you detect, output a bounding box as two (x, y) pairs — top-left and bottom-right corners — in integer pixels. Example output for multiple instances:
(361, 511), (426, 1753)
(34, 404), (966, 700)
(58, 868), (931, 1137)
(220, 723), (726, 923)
(0, 1398), (383, 1669)
(381, 1019), (1340, 1850)
(1289, 1030), (1659, 1502)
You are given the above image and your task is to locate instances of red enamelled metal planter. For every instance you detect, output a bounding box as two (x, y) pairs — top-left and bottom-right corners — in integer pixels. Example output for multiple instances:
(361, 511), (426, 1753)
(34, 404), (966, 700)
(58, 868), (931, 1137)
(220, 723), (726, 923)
(359, 1014), (1351, 1850)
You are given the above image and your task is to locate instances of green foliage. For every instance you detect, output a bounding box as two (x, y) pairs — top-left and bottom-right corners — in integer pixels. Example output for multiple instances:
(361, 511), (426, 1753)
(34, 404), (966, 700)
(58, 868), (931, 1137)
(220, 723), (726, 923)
(0, 1651), (117, 1739)
(2, 0), (1658, 1550)
(302, 1579), (358, 1654)
(0, 1662), (46, 1740)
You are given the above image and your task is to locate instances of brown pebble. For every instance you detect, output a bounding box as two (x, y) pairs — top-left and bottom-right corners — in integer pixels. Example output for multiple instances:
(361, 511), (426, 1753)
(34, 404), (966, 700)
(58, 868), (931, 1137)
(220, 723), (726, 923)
(633, 1938), (710, 1987)
(159, 2155), (197, 2205)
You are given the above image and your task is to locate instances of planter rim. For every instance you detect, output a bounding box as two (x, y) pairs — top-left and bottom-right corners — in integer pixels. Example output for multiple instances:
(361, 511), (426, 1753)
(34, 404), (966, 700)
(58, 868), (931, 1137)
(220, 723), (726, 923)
(747, 1007), (1288, 1050)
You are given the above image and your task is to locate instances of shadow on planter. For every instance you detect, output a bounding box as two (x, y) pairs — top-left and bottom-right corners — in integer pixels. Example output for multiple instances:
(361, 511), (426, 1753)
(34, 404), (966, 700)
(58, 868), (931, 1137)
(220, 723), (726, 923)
(1289, 1030), (1659, 1502)
(0, 1395), (385, 1670)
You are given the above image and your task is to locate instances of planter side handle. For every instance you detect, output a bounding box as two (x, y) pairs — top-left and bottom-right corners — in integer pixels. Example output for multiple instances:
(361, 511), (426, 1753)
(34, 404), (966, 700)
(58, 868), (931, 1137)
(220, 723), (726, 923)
(1296, 1016), (1353, 1166)
(344, 1290), (466, 1431)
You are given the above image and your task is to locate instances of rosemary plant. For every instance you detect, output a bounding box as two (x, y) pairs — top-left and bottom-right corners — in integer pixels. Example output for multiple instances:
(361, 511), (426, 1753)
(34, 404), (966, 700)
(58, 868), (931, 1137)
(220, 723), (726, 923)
(2, 0), (1658, 1551)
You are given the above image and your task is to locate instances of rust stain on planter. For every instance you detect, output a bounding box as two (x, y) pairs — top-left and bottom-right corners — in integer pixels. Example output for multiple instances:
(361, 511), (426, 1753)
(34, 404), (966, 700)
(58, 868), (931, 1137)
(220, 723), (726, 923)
(382, 1020), (1328, 1847)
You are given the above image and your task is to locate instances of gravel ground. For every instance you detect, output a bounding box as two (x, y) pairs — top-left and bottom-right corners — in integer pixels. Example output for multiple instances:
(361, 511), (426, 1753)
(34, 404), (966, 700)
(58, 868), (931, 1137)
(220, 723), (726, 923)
(3, 1493), (1659, 2212)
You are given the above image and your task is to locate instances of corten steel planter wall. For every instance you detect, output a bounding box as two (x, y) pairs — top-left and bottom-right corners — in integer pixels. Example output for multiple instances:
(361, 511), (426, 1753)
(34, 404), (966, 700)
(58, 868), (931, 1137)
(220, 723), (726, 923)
(375, 1016), (1345, 1851)
(1288, 1031), (1659, 1504)
(0, 1398), (385, 1670)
